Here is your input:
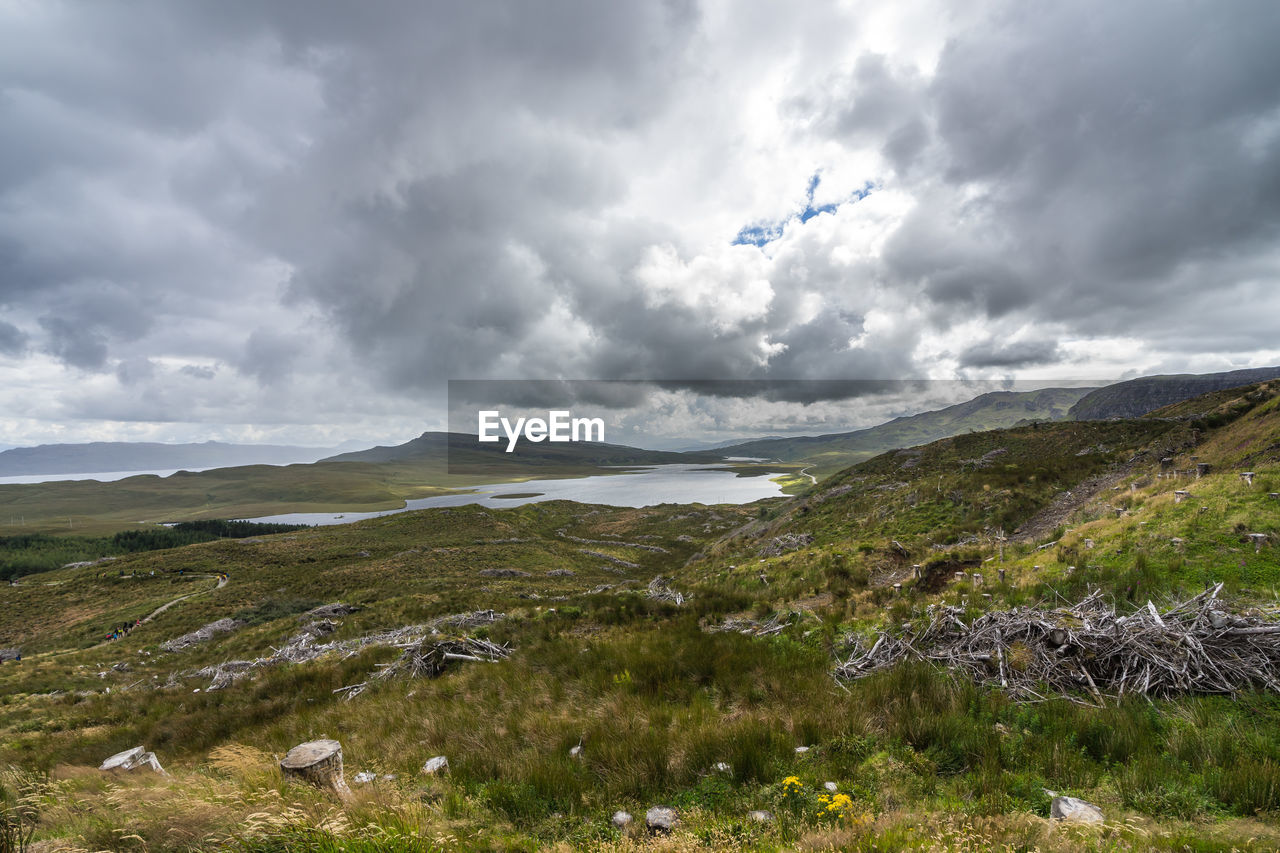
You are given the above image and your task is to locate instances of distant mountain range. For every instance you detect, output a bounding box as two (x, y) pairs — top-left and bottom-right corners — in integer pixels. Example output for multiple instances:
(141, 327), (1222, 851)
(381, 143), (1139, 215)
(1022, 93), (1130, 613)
(709, 387), (1095, 471)
(321, 432), (722, 468)
(0, 440), (363, 477)
(8, 366), (1278, 482)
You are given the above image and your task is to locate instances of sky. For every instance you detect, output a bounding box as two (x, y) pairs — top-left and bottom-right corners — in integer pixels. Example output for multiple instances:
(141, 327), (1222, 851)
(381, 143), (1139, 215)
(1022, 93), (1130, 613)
(2, 0), (1279, 449)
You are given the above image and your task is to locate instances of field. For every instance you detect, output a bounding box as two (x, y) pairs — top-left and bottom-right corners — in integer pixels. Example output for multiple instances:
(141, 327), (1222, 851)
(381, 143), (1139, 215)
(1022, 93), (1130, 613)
(1, 384), (1279, 851)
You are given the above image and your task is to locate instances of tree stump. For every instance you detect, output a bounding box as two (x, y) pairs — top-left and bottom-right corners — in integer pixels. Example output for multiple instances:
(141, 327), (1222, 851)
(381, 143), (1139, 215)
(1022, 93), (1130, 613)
(280, 739), (350, 797)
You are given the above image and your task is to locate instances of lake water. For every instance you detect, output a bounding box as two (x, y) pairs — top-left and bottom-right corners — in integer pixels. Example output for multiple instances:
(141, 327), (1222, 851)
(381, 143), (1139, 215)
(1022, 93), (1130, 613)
(247, 464), (786, 526)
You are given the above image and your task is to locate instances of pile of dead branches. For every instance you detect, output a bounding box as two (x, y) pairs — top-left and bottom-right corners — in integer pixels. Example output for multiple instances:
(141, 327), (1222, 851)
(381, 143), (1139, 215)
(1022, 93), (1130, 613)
(646, 576), (685, 605)
(758, 532), (814, 557)
(706, 612), (793, 637)
(178, 610), (507, 691)
(835, 585), (1280, 703)
(335, 636), (511, 700)
(160, 618), (244, 652)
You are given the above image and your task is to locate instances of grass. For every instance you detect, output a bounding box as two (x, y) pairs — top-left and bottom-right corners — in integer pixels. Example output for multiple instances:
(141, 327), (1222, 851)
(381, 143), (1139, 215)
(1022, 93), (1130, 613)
(0, 386), (1279, 849)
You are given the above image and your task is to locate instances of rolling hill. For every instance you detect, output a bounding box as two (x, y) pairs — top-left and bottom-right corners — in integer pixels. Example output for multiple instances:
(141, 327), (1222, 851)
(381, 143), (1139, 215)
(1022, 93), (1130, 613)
(0, 382), (1278, 850)
(0, 440), (356, 477)
(711, 386), (1094, 476)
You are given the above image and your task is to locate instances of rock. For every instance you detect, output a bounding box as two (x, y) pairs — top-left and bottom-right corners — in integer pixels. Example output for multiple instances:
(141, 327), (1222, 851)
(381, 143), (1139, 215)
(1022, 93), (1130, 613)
(611, 810), (633, 830)
(823, 781), (838, 792)
(422, 755), (449, 775)
(794, 745), (811, 754)
(280, 739), (350, 797)
(645, 805), (679, 833)
(479, 568), (530, 578)
(100, 746), (166, 774)
(712, 762), (731, 773)
(748, 809), (774, 823)
(1050, 795), (1104, 824)
(569, 745), (583, 758)
(547, 569), (576, 577)
(353, 771), (377, 784)
(0, 648), (21, 662)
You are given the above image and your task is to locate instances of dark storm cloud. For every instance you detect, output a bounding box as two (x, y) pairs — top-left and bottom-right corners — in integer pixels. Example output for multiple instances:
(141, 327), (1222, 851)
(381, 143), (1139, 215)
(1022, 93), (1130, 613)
(957, 339), (1061, 369)
(842, 1), (1280, 342)
(2, 0), (1279, 445)
(0, 320), (26, 356)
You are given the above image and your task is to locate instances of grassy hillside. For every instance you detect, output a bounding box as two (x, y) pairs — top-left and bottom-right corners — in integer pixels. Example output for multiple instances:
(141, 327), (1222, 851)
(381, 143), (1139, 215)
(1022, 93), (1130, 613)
(1068, 366), (1280, 420)
(0, 441), (789, 535)
(715, 387), (1093, 479)
(1, 385), (1279, 851)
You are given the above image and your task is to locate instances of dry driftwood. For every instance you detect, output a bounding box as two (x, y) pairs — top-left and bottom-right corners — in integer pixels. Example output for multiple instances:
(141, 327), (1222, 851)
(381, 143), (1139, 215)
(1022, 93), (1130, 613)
(835, 585), (1280, 703)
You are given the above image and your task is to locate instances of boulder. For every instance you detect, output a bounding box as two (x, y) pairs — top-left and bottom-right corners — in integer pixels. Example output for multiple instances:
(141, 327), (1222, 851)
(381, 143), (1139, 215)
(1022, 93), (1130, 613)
(611, 810), (633, 830)
(280, 739), (350, 797)
(100, 746), (165, 774)
(1050, 795), (1104, 824)
(823, 781), (838, 793)
(422, 755), (449, 775)
(645, 805), (678, 833)
(479, 568), (530, 578)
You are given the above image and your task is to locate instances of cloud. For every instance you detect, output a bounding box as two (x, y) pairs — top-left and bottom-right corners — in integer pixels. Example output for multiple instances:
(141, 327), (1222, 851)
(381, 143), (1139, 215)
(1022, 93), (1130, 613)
(957, 339), (1061, 369)
(0, 0), (1278, 445)
(0, 321), (27, 356)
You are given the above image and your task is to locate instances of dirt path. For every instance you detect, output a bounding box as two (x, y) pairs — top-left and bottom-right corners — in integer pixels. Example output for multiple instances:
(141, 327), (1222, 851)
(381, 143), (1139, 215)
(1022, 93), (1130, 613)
(141, 573), (226, 623)
(1012, 462), (1138, 543)
(799, 466), (818, 485)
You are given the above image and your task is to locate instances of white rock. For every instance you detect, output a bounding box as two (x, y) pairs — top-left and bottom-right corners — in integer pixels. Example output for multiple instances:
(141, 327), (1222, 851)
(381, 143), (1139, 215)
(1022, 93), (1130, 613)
(611, 810), (633, 829)
(100, 746), (165, 774)
(569, 745), (583, 758)
(645, 805), (678, 833)
(823, 781), (838, 792)
(794, 745), (810, 754)
(713, 762), (731, 773)
(353, 771), (377, 784)
(1050, 795), (1104, 824)
(748, 809), (774, 823)
(422, 755), (449, 775)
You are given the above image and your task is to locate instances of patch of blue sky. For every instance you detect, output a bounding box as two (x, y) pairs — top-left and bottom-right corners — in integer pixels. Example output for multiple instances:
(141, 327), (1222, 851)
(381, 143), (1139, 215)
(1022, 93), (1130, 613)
(733, 174), (874, 248)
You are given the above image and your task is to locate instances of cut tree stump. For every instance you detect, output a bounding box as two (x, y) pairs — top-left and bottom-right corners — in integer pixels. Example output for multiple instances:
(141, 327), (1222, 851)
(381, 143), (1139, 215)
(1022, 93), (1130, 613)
(280, 739), (350, 797)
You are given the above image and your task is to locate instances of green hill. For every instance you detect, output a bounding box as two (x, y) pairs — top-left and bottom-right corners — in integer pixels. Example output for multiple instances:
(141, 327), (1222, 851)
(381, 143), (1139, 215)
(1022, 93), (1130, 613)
(1, 384), (1279, 851)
